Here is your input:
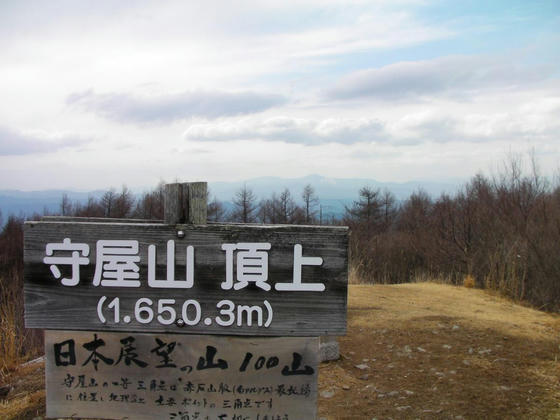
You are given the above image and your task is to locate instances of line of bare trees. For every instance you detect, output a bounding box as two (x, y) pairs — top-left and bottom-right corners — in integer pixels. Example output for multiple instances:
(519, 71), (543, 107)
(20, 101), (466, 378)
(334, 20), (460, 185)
(2, 157), (560, 367)
(53, 182), (324, 225)
(59, 183), (166, 220)
(0, 182), (324, 366)
(218, 184), (321, 224)
(26, 162), (560, 311)
(345, 156), (560, 311)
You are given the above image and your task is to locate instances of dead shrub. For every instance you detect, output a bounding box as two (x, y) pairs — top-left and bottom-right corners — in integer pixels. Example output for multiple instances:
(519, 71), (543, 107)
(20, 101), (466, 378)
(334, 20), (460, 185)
(463, 274), (476, 288)
(0, 272), (24, 377)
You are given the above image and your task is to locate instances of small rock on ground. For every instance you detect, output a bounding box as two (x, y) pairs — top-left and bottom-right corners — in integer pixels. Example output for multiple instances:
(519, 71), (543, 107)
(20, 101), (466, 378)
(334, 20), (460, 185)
(320, 390), (335, 398)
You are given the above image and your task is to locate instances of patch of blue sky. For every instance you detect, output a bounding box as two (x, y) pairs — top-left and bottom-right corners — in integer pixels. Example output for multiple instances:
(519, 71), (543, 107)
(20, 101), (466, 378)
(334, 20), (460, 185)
(415, 0), (560, 49)
(302, 0), (560, 80)
(214, 4), (351, 37)
(416, 0), (559, 24)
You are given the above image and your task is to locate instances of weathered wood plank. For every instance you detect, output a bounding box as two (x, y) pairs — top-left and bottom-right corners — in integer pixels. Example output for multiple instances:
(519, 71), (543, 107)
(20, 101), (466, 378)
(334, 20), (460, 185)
(42, 216), (163, 224)
(164, 183), (184, 224)
(186, 182), (207, 225)
(45, 331), (318, 420)
(25, 222), (348, 336)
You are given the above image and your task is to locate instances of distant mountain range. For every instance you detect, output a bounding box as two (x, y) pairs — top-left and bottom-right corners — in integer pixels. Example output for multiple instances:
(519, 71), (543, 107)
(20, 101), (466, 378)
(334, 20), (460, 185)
(209, 174), (460, 201)
(0, 175), (461, 222)
(0, 189), (107, 220)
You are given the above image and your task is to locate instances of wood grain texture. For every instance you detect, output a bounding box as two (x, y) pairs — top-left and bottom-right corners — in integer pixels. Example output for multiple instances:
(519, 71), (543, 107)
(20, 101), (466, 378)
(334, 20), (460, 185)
(186, 182), (207, 225)
(164, 182), (208, 225)
(164, 183), (184, 224)
(25, 221), (348, 336)
(42, 216), (163, 224)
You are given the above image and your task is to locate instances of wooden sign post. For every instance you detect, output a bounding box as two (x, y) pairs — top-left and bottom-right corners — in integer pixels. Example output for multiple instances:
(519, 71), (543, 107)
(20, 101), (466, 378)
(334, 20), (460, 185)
(24, 182), (348, 420)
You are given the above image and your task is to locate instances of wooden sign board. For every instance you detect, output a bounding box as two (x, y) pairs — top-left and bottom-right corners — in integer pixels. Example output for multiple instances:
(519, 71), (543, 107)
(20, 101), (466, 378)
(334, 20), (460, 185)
(25, 221), (348, 336)
(46, 331), (318, 420)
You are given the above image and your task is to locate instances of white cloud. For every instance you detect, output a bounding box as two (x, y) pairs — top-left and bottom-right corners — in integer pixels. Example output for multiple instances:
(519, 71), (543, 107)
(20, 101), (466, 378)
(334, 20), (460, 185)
(387, 95), (560, 144)
(66, 89), (286, 123)
(0, 1), (454, 97)
(184, 89), (560, 147)
(0, 126), (88, 156)
(184, 117), (387, 144)
(0, 1), (559, 190)
(249, 10), (452, 61)
(326, 55), (554, 100)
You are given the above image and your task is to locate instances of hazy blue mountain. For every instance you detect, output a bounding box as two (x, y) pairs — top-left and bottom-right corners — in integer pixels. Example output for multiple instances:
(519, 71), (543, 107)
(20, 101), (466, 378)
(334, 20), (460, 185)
(209, 174), (459, 201)
(0, 175), (461, 222)
(0, 190), (105, 220)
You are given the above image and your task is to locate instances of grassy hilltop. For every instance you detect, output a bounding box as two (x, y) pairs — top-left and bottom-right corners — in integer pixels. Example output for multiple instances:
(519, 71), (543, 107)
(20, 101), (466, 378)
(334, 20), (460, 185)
(2, 282), (559, 419)
(319, 282), (560, 419)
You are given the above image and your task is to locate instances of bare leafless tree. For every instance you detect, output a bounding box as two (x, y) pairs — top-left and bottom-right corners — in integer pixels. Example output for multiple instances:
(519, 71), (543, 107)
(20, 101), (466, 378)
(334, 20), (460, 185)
(60, 193), (72, 216)
(100, 188), (117, 217)
(207, 195), (227, 222)
(232, 184), (258, 223)
(275, 188), (296, 224)
(302, 184), (319, 224)
(112, 185), (135, 218)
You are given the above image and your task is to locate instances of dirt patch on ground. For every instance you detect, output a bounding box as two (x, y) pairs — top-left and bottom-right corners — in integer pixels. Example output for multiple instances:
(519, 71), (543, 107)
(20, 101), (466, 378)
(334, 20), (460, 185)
(2, 282), (560, 419)
(319, 283), (560, 419)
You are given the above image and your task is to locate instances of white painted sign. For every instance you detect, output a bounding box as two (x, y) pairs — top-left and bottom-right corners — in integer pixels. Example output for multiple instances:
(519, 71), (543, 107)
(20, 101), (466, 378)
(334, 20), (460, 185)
(25, 222), (348, 336)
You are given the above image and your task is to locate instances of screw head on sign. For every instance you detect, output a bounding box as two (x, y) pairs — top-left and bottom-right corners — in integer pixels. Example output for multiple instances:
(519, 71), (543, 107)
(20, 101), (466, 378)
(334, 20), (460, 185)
(175, 318), (185, 327)
(177, 230), (185, 238)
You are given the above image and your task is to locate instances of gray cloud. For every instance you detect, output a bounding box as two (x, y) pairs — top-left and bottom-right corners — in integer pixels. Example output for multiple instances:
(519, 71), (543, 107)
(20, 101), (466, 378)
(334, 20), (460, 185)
(326, 55), (552, 100)
(67, 89), (287, 123)
(0, 126), (88, 156)
(392, 104), (560, 145)
(183, 98), (560, 147)
(184, 117), (387, 145)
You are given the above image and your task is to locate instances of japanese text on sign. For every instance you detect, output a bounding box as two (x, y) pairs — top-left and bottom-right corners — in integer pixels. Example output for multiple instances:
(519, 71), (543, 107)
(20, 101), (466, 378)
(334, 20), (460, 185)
(46, 331), (319, 420)
(44, 239), (324, 292)
(25, 222), (349, 335)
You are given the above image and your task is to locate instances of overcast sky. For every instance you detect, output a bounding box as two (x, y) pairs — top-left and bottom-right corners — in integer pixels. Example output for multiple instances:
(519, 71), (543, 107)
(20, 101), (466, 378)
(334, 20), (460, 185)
(1, 0), (559, 190)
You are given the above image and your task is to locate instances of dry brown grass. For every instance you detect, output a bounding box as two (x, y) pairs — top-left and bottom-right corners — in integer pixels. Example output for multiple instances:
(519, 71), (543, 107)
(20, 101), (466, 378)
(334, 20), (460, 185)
(0, 272), (42, 381)
(0, 361), (45, 420)
(463, 274), (476, 288)
(348, 265), (363, 285)
(348, 282), (558, 340)
(0, 390), (45, 420)
(0, 279), (25, 379)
